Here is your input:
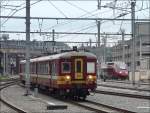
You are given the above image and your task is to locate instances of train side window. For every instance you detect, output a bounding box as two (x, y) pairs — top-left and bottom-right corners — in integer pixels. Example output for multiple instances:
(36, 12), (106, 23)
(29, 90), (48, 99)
(61, 62), (71, 73)
(21, 64), (25, 73)
(87, 62), (95, 73)
(23, 64), (25, 73)
(51, 62), (56, 76)
(49, 63), (52, 74)
(37, 62), (49, 74)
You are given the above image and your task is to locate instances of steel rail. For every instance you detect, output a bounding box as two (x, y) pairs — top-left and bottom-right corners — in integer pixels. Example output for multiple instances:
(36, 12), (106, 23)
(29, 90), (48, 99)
(0, 80), (27, 113)
(86, 100), (136, 113)
(54, 97), (128, 113)
(62, 99), (136, 113)
(0, 77), (19, 82)
(98, 83), (150, 92)
(66, 100), (111, 113)
(19, 81), (138, 113)
(95, 88), (150, 100)
(0, 81), (18, 89)
(104, 80), (150, 85)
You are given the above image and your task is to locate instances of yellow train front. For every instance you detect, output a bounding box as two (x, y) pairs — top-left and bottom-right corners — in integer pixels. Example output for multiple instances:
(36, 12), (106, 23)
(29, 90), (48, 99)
(19, 51), (97, 99)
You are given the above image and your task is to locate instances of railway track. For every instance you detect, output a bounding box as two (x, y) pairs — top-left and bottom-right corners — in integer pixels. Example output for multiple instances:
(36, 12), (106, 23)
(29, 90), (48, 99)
(98, 83), (150, 92)
(64, 99), (136, 113)
(19, 83), (139, 113)
(0, 79), (26, 113)
(0, 79), (19, 90)
(0, 76), (19, 82)
(105, 80), (150, 85)
(95, 89), (150, 100)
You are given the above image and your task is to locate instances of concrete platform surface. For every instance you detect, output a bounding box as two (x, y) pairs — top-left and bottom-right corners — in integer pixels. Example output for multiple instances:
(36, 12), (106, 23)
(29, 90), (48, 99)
(1, 85), (93, 113)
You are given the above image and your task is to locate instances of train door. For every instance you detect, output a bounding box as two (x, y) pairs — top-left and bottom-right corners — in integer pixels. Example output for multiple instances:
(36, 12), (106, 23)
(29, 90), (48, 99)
(74, 58), (84, 80)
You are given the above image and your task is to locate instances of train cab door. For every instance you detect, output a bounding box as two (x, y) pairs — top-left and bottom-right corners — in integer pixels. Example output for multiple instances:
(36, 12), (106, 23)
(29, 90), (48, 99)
(74, 58), (84, 80)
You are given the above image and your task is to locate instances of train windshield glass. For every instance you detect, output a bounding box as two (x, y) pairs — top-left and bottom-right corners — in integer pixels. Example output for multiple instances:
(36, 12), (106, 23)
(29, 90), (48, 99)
(62, 62), (71, 73)
(87, 62), (95, 73)
(118, 63), (127, 70)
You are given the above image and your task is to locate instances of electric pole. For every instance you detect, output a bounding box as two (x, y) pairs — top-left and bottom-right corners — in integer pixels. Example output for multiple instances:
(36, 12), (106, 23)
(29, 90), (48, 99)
(52, 29), (55, 53)
(97, 21), (101, 47)
(0, 1), (1, 38)
(97, 0), (101, 9)
(25, 0), (31, 95)
(89, 38), (92, 47)
(3, 35), (9, 76)
(131, 0), (136, 85)
(0, 0), (2, 76)
(121, 29), (125, 62)
(102, 35), (107, 63)
(97, 0), (101, 47)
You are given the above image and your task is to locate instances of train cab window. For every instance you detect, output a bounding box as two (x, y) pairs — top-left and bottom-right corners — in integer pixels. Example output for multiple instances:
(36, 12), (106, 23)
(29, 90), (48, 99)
(62, 62), (71, 73)
(87, 62), (95, 73)
(76, 61), (81, 73)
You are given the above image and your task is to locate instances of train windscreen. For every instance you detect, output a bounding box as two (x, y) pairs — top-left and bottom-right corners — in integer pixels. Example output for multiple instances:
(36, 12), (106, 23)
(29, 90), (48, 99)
(118, 63), (127, 70)
(61, 62), (71, 73)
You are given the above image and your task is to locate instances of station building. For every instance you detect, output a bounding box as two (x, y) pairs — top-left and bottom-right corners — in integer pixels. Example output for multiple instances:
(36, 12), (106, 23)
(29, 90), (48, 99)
(111, 22), (150, 72)
(81, 22), (150, 81)
(0, 36), (70, 75)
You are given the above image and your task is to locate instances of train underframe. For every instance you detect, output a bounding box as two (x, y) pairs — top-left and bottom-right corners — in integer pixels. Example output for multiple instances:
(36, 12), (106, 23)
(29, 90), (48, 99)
(21, 80), (95, 100)
(52, 88), (90, 100)
(50, 84), (96, 100)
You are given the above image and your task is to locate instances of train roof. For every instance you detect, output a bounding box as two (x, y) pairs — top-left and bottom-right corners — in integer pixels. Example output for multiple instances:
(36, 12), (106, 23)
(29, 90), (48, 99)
(20, 51), (97, 64)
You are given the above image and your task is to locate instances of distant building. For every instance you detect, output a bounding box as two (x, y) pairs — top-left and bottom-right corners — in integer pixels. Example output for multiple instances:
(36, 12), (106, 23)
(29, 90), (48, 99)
(80, 22), (150, 72)
(0, 38), (70, 75)
(111, 22), (150, 71)
(79, 45), (112, 64)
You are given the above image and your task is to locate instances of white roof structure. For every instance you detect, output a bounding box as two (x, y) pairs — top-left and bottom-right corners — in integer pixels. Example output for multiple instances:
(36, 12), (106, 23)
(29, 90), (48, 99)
(20, 51), (97, 64)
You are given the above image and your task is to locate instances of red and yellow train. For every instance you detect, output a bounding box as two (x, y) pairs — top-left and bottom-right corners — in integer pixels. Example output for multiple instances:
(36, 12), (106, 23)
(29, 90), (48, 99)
(19, 51), (97, 99)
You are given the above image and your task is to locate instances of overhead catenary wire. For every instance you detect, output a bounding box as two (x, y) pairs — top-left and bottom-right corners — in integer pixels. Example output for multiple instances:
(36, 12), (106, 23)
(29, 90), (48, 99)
(43, 9), (110, 31)
(43, 1), (149, 33)
(5, 0), (149, 1)
(118, 0), (130, 30)
(0, 30), (132, 36)
(64, 0), (92, 14)
(1, 13), (149, 21)
(43, 2), (130, 39)
(1, 0), (149, 44)
(56, 4), (150, 39)
(1, 0), (42, 26)
(48, 0), (68, 18)
(1, 2), (26, 25)
(57, 13), (129, 39)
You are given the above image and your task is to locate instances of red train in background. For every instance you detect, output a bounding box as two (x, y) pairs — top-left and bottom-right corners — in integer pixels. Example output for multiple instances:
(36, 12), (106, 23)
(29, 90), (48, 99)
(19, 50), (97, 99)
(99, 61), (129, 80)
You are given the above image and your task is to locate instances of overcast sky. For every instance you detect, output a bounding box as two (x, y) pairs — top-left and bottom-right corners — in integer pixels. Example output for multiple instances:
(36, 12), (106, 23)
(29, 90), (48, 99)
(1, 0), (150, 47)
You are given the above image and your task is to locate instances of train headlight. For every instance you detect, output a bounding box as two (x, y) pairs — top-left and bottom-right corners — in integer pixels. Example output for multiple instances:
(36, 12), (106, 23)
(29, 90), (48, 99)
(119, 71), (122, 74)
(87, 75), (93, 80)
(65, 75), (71, 80)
